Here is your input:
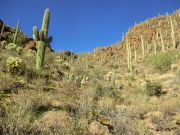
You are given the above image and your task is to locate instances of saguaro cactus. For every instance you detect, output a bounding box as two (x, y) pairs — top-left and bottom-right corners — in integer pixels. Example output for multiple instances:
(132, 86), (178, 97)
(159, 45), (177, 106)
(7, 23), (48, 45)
(13, 20), (20, 44)
(153, 40), (157, 54)
(33, 8), (53, 70)
(134, 48), (137, 63)
(141, 35), (145, 58)
(169, 16), (176, 49)
(111, 73), (116, 90)
(159, 30), (165, 53)
(126, 39), (132, 73)
(1, 21), (5, 35)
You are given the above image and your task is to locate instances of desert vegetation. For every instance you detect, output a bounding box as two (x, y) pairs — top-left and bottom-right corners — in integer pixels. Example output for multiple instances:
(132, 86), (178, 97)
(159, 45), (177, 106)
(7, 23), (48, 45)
(0, 8), (180, 135)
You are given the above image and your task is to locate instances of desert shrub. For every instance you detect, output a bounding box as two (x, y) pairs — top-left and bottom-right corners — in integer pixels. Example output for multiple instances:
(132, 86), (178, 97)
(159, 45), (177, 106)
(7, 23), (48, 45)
(0, 90), (52, 135)
(90, 67), (107, 80)
(94, 84), (115, 99)
(149, 51), (174, 73)
(0, 76), (25, 93)
(6, 57), (24, 75)
(24, 68), (38, 82)
(145, 80), (162, 96)
(5, 43), (17, 50)
(0, 40), (7, 49)
(6, 33), (28, 47)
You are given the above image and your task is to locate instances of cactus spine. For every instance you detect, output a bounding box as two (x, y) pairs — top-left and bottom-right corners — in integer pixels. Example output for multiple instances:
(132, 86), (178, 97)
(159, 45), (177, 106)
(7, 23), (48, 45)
(13, 20), (20, 44)
(169, 16), (176, 49)
(1, 21), (5, 35)
(33, 8), (52, 70)
(126, 39), (132, 73)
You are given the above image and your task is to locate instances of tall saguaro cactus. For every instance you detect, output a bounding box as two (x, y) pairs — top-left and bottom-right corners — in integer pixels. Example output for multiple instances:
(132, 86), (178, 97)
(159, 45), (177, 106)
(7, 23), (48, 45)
(169, 16), (176, 49)
(13, 20), (20, 44)
(141, 35), (145, 58)
(126, 39), (132, 73)
(33, 8), (53, 70)
(159, 30), (165, 53)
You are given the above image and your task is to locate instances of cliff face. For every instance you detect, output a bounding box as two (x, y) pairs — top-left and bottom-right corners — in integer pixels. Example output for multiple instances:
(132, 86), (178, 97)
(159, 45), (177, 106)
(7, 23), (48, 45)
(92, 9), (180, 64)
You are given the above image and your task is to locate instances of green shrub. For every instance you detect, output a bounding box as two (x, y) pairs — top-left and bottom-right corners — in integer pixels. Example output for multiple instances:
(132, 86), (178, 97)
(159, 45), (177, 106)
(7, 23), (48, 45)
(145, 80), (162, 96)
(149, 51), (174, 73)
(6, 57), (24, 74)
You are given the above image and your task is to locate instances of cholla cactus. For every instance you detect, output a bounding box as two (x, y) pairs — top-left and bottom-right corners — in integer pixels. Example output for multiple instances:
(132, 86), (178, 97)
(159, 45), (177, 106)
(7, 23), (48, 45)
(26, 49), (36, 58)
(106, 71), (115, 81)
(0, 40), (7, 48)
(5, 43), (17, 50)
(6, 57), (23, 74)
(16, 46), (23, 53)
(81, 75), (89, 86)
(68, 73), (75, 82)
(62, 62), (71, 70)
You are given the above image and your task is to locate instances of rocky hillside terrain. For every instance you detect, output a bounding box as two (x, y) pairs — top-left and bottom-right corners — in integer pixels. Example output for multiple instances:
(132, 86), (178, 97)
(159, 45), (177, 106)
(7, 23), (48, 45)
(0, 9), (180, 135)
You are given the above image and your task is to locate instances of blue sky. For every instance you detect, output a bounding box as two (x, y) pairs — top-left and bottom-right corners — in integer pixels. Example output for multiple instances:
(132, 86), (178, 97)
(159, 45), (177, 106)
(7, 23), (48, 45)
(0, 0), (180, 52)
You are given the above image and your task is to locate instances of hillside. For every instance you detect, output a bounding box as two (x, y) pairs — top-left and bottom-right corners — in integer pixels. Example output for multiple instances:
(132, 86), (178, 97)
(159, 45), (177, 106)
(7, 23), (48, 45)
(0, 9), (180, 135)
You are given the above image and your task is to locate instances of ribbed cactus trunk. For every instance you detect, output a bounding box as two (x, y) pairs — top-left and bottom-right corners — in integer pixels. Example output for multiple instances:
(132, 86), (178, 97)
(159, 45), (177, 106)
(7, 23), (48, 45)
(160, 30), (165, 53)
(169, 16), (176, 49)
(111, 74), (116, 90)
(36, 41), (46, 69)
(141, 35), (145, 58)
(153, 41), (157, 54)
(13, 20), (20, 44)
(134, 49), (137, 63)
(126, 39), (132, 73)
(1, 22), (5, 35)
(33, 9), (52, 70)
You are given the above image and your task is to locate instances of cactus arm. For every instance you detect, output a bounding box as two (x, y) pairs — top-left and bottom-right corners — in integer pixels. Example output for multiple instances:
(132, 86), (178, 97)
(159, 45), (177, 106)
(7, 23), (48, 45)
(41, 8), (50, 39)
(13, 20), (20, 44)
(33, 26), (40, 40)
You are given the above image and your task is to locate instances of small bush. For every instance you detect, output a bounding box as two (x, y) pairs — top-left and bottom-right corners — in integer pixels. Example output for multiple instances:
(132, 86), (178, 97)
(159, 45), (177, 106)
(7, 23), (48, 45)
(5, 43), (17, 50)
(149, 51), (174, 73)
(145, 80), (162, 96)
(6, 57), (24, 75)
